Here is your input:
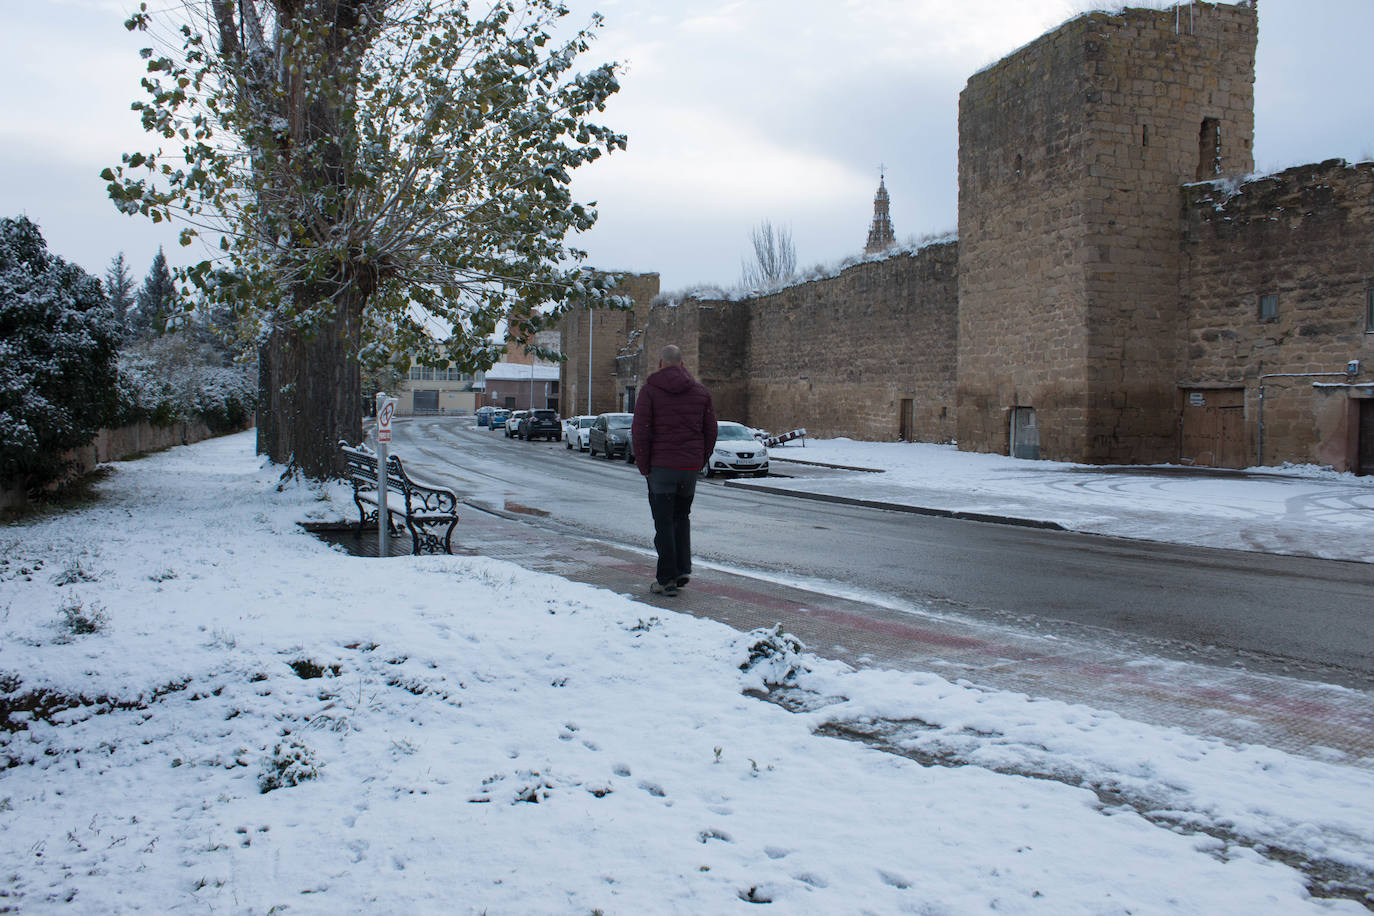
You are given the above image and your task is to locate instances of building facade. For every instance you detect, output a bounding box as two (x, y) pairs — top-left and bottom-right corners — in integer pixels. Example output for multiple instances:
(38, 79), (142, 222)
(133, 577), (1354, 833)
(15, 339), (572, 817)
(393, 365), (479, 415)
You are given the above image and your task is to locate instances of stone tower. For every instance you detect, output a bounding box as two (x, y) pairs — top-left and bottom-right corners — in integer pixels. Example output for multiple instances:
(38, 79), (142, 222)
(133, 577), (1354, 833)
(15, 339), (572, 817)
(955, 2), (1257, 462)
(865, 173), (896, 254)
(558, 272), (660, 418)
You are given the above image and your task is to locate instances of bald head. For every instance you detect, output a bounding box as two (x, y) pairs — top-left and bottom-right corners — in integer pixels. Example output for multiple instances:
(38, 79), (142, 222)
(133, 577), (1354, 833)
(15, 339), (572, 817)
(659, 344), (683, 367)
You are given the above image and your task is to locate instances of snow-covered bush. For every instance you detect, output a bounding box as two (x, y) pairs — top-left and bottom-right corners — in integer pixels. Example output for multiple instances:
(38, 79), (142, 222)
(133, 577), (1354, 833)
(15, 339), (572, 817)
(258, 737), (320, 793)
(0, 217), (122, 495)
(736, 624), (809, 689)
(116, 334), (255, 434)
(56, 596), (109, 640)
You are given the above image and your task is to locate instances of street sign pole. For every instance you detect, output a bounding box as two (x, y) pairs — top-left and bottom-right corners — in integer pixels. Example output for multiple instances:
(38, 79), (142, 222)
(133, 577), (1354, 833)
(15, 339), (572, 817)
(375, 393), (397, 557)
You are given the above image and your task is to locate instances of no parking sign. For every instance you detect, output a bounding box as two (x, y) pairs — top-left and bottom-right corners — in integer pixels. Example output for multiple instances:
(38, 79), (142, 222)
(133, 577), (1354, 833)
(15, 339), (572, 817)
(377, 394), (397, 443)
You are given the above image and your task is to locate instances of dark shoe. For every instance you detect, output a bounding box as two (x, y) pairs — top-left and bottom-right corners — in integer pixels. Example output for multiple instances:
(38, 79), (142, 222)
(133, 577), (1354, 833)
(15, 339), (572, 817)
(675, 576), (690, 588)
(650, 581), (679, 597)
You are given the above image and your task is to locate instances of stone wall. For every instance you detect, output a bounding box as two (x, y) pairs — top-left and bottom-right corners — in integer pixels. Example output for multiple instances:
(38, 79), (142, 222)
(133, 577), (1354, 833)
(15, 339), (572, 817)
(1182, 159), (1374, 469)
(744, 246), (958, 440)
(2, 420), (250, 509)
(628, 293), (752, 422)
(633, 244), (959, 441)
(957, 2), (1257, 462)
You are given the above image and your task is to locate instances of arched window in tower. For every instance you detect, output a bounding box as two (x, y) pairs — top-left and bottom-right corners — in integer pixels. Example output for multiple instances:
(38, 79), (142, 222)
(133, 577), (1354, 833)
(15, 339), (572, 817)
(1197, 118), (1221, 180)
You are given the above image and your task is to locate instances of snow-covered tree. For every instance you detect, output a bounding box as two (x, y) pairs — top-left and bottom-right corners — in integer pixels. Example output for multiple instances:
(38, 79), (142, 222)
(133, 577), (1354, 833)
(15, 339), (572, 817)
(0, 217), (122, 498)
(740, 220), (797, 292)
(104, 252), (136, 333)
(105, 0), (627, 479)
(131, 248), (177, 338)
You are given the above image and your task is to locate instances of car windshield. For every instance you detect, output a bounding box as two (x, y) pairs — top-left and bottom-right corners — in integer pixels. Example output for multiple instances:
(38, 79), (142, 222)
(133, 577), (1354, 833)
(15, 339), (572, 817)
(717, 424), (755, 441)
(578, 417), (594, 428)
(533, 410), (556, 419)
(606, 415), (633, 429)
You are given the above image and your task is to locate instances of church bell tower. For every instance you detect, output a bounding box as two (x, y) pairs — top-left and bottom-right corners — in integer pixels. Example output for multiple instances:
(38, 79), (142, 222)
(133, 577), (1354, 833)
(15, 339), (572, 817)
(865, 171), (896, 254)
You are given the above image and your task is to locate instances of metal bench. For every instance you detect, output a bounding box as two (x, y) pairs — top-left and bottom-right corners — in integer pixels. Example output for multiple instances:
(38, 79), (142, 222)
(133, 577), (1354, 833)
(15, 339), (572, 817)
(338, 441), (459, 555)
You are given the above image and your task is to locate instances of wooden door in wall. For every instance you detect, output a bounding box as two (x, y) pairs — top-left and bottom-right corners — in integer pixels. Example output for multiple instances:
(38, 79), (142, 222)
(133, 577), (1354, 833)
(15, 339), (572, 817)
(1359, 399), (1374, 476)
(900, 399), (915, 442)
(1180, 388), (1246, 468)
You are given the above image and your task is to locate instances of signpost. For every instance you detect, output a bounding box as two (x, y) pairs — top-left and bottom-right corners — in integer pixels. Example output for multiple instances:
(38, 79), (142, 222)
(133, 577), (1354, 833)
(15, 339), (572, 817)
(375, 393), (397, 556)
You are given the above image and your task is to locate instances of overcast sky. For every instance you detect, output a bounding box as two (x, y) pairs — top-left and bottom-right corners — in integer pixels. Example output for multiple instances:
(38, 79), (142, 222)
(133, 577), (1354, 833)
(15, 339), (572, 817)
(4, 0), (1373, 296)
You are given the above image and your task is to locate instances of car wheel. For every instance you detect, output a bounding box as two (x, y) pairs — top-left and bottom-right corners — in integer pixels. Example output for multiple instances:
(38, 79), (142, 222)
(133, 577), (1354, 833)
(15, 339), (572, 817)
(755, 470), (768, 478)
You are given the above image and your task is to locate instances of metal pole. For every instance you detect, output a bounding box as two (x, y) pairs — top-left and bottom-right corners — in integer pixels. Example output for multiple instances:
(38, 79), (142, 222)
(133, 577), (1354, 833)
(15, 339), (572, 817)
(587, 309), (594, 415)
(377, 437), (388, 557)
(376, 392), (388, 557)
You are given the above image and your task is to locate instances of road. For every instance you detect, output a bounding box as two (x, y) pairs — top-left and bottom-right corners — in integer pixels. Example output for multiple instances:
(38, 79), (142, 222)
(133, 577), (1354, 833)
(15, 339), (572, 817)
(391, 416), (1374, 688)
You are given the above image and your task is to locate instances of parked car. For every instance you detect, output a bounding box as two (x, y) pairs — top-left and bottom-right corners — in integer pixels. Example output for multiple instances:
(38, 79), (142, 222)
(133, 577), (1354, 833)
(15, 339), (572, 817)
(487, 409), (510, 431)
(504, 410), (530, 438)
(704, 421), (769, 477)
(476, 406), (495, 427)
(518, 408), (561, 441)
(587, 412), (634, 458)
(564, 415), (595, 451)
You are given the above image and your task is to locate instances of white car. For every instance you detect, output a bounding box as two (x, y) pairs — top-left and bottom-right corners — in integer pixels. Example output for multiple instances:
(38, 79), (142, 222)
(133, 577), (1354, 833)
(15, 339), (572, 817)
(504, 410), (530, 438)
(705, 421), (769, 477)
(563, 415), (595, 451)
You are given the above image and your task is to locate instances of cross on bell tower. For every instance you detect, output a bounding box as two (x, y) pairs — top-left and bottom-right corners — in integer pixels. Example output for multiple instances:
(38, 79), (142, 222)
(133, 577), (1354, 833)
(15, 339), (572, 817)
(865, 167), (895, 254)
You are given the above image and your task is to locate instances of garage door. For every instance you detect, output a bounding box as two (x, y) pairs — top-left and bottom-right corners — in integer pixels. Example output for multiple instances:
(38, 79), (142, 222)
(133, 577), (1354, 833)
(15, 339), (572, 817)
(413, 390), (439, 414)
(1180, 388), (1246, 468)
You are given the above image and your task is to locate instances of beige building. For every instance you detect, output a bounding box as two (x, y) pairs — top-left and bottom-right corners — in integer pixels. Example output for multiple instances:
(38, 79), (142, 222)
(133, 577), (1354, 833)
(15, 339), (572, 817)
(394, 365), (479, 415)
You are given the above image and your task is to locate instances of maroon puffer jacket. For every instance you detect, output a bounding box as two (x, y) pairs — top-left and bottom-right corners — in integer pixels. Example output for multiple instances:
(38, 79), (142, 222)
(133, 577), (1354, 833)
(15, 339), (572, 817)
(632, 365), (718, 475)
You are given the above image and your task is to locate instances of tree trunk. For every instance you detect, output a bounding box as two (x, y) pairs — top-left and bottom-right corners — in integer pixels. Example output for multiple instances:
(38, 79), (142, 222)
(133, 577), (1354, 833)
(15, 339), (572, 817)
(256, 285), (364, 479)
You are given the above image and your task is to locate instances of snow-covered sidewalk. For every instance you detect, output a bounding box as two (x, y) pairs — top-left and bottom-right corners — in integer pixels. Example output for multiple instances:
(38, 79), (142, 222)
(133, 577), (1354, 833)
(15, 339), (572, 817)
(1, 431), (1371, 912)
(751, 440), (1374, 563)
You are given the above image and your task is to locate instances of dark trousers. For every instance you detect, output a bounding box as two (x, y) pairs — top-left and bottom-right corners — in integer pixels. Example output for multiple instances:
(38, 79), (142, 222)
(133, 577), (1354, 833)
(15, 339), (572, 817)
(646, 467), (697, 585)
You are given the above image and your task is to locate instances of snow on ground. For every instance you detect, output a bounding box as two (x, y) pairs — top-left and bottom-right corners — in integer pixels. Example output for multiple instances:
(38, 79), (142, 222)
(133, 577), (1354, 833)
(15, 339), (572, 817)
(1, 431), (1371, 913)
(761, 439), (1374, 563)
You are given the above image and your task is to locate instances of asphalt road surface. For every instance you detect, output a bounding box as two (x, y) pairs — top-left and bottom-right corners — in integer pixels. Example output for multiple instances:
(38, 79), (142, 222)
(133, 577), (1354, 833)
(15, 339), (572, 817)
(391, 417), (1374, 688)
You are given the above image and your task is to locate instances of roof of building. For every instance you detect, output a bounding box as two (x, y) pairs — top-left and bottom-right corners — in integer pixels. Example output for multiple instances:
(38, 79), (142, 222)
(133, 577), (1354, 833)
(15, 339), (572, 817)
(480, 361), (561, 382)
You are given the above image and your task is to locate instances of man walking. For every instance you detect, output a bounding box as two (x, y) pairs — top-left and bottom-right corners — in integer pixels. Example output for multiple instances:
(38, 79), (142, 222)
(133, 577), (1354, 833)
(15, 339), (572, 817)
(632, 344), (717, 597)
